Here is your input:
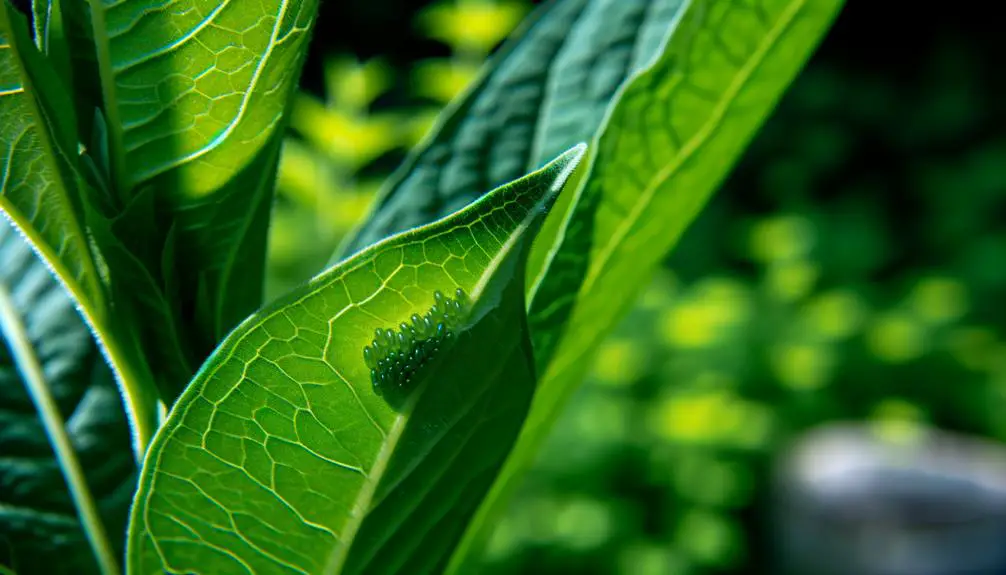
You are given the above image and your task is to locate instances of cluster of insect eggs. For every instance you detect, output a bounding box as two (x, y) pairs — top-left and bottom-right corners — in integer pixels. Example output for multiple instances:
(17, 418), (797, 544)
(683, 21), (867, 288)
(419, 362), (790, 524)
(363, 288), (469, 393)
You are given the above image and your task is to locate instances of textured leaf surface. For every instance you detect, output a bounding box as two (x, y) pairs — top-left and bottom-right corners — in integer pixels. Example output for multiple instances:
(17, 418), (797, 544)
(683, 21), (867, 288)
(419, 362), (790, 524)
(339, 0), (689, 258)
(450, 0), (845, 569)
(92, 0), (316, 197)
(0, 0), (158, 454)
(0, 219), (136, 575)
(127, 146), (585, 575)
(0, 1), (102, 311)
(82, 0), (318, 398)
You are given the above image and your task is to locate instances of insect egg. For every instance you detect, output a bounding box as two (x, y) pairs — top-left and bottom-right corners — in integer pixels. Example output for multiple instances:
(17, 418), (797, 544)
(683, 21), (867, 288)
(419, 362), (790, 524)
(364, 287), (471, 398)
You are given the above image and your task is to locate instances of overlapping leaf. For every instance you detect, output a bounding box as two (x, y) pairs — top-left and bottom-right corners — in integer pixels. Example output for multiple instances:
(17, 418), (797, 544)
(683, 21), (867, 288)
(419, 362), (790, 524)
(0, 0), (157, 453)
(127, 146), (585, 575)
(0, 1), (102, 312)
(77, 0), (320, 395)
(0, 218), (135, 575)
(91, 0), (315, 197)
(449, 0), (845, 569)
(338, 0), (690, 258)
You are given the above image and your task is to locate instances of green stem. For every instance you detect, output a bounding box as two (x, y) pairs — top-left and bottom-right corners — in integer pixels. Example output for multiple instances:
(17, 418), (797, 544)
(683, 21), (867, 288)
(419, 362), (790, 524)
(0, 282), (122, 575)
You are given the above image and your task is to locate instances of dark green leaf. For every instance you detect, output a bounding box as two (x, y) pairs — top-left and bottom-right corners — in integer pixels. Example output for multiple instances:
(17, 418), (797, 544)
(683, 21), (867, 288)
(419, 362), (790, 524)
(0, 218), (135, 575)
(338, 0), (689, 258)
(0, 0), (159, 453)
(126, 145), (585, 575)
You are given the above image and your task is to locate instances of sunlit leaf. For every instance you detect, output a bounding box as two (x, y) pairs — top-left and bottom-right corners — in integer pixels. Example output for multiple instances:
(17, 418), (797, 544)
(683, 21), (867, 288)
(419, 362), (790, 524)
(82, 0), (319, 390)
(0, 1), (102, 311)
(127, 145), (585, 575)
(452, 0), (843, 568)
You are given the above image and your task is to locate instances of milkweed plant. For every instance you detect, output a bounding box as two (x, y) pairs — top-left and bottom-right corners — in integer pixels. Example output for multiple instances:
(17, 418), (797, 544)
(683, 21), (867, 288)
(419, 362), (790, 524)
(0, 0), (844, 573)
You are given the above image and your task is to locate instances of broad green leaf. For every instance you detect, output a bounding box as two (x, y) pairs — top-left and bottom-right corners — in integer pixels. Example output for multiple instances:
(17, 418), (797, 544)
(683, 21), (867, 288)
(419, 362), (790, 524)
(174, 129), (284, 351)
(449, 0), (845, 569)
(0, 0), (158, 455)
(338, 0), (690, 258)
(0, 218), (136, 575)
(84, 0), (317, 380)
(0, 0), (102, 311)
(89, 0), (316, 197)
(85, 131), (283, 404)
(127, 145), (586, 575)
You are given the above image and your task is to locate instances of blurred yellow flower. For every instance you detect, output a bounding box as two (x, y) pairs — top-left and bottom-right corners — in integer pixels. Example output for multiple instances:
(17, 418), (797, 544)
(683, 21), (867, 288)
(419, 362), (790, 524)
(412, 60), (481, 104)
(289, 94), (400, 169)
(658, 278), (749, 348)
(324, 56), (392, 112)
(592, 339), (644, 386)
(417, 0), (527, 54)
(765, 260), (819, 302)
(652, 390), (772, 448)
(870, 398), (926, 444)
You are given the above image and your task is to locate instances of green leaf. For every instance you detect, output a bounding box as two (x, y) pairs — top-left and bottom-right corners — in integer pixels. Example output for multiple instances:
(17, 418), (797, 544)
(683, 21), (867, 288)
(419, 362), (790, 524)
(83, 0), (318, 376)
(449, 0), (845, 569)
(172, 129), (284, 351)
(338, 0), (690, 259)
(0, 0), (102, 311)
(126, 145), (585, 575)
(0, 218), (135, 575)
(530, 0), (844, 414)
(89, 0), (316, 197)
(83, 188), (196, 403)
(0, 0), (158, 455)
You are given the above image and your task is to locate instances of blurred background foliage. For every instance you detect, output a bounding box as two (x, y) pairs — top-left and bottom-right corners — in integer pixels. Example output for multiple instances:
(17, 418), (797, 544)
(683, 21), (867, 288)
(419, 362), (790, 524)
(268, 1), (1006, 573)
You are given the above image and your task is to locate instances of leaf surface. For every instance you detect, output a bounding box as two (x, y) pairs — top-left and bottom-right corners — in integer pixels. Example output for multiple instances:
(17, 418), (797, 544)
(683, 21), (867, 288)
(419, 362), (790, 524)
(0, 0), (102, 311)
(0, 0), (158, 454)
(90, 0), (315, 197)
(78, 0), (319, 397)
(0, 218), (136, 575)
(127, 146), (586, 575)
(450, 0), (845, 569)
(338, 0), (690, 258)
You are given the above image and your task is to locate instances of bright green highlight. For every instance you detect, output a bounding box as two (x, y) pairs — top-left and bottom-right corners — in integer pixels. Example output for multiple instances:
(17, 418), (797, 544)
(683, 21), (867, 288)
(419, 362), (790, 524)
(127, 146), (585, 575)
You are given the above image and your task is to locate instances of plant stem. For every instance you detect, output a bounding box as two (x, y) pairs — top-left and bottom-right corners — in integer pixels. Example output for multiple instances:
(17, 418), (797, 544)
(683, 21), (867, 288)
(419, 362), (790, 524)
(0, 283), (121, 575)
